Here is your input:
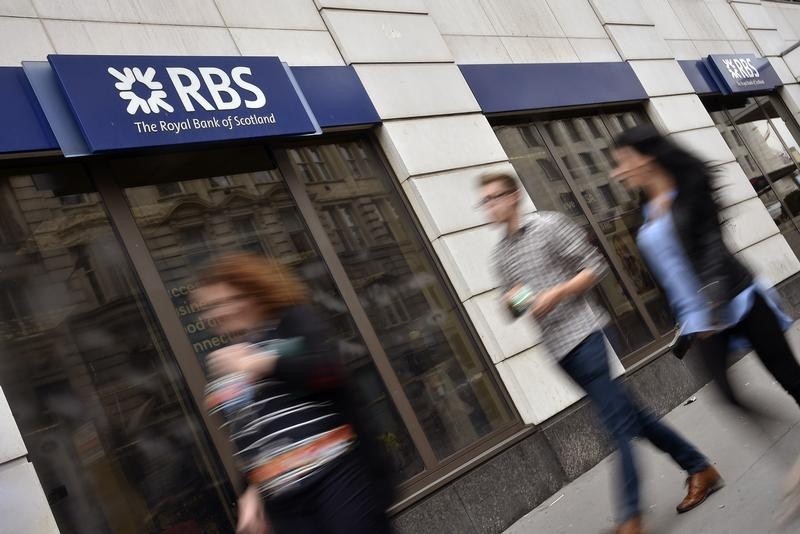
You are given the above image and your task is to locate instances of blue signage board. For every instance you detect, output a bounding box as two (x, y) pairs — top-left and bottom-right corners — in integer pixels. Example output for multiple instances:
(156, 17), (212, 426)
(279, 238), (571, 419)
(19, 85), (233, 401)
(291, 66), (380, 128)
(460, 62), (648, 114)
(678, 60), (720, 95)
(0, 67), (58, 154)
(48, 55), (319, 152)
(705, 54), (781, 95)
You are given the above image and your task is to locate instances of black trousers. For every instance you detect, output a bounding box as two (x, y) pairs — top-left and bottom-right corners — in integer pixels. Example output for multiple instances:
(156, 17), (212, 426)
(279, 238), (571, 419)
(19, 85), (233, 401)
(695, 292), (800, 409)
(265, 451), (393, 534)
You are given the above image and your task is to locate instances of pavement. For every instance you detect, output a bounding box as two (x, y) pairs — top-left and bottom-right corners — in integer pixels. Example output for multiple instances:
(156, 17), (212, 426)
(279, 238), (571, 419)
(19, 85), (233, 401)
(504, 326), (800, 534)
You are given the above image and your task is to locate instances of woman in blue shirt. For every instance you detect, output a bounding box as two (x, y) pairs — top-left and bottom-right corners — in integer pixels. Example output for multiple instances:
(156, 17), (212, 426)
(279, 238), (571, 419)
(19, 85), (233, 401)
(610, 125), (800, 412)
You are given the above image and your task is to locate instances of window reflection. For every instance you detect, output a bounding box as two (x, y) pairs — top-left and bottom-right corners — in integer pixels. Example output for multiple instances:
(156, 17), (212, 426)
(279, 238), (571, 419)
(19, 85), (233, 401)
(0, 172), (233, 534)
(494, 114), (675, 360)
(288, 140), (513, 460)
(124, 161), (424, 481)
(708, 96), (800, 257)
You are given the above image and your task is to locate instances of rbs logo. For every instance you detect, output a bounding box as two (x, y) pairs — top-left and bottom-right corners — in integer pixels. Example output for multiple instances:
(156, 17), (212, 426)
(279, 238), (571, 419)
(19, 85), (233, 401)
(108, 66), (267, 115)
(722, 58), (760, 80)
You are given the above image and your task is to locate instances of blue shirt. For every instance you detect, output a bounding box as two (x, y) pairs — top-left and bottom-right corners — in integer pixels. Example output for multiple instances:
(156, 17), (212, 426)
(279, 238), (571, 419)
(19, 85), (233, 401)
(637, 193), (791, 348)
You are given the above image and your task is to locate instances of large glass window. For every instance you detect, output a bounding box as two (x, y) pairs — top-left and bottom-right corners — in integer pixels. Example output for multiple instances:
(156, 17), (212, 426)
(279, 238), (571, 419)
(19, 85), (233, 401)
(706, 96), (800, 257)
(119, 141), (514, 488)
(494, 111), (675, 363)
(287, 139), (514, 459)
(0, 167), (233, 533)
(121, 152), (422, 483)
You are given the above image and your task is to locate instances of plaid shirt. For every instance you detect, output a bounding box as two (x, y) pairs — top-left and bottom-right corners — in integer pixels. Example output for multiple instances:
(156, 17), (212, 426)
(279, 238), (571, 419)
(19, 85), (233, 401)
(492, 211), (610, 359)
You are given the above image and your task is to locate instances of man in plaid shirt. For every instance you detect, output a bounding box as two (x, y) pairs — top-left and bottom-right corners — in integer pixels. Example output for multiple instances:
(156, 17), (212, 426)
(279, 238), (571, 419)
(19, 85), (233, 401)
(478, 171), (720, 534)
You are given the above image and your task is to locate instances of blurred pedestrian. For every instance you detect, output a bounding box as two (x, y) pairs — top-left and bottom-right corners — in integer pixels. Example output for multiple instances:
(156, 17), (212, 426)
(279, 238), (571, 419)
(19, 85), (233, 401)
(195, 253), (393, 534)
(611, 125), (800, 412)
(613, 124), (800, 530)
(479, 171), (720, 534)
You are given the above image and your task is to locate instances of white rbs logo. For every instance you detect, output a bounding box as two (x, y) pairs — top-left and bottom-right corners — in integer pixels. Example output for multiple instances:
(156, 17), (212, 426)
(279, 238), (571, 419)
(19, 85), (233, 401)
(108, 66), (267, 115)
(722, 58), (760, 80)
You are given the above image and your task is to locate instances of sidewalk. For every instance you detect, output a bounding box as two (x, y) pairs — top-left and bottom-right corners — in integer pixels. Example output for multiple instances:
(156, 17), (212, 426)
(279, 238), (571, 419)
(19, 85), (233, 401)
(504, 332), (800, 534)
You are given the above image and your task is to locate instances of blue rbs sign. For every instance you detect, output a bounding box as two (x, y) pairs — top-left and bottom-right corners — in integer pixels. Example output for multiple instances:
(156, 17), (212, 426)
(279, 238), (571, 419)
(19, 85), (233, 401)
(48, 55), (318, 151)
(705, 54), (781, 95)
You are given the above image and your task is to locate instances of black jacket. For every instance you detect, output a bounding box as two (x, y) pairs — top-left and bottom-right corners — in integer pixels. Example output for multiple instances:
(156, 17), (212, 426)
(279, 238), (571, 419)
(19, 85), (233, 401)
(670, 188), (753, 327)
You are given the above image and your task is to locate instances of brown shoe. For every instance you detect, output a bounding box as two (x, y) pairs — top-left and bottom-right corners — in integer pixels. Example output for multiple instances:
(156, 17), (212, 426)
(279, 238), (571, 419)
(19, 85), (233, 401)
(677, 465), (724, 513)
(616, 516), (643, 534)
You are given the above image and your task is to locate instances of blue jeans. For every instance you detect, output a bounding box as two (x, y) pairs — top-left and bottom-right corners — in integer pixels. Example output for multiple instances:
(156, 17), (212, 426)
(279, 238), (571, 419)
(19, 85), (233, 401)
(559, 332), (709, 522)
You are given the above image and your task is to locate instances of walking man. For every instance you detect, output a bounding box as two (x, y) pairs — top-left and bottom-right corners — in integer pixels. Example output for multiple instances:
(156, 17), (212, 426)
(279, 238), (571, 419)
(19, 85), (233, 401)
(479, 171), (722, 534)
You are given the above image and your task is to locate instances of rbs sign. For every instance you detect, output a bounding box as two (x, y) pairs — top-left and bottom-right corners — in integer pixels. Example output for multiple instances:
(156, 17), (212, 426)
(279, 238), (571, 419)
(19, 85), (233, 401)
(49, 55), (318, 152)
(108, 66), (266, 115)
(707, 54), (779, 95)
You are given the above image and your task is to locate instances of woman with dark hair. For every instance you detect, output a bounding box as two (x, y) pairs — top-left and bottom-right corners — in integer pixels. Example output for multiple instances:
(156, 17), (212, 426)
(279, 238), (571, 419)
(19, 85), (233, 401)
(194, 253), (393, 534)
(611, 124), (800, 412)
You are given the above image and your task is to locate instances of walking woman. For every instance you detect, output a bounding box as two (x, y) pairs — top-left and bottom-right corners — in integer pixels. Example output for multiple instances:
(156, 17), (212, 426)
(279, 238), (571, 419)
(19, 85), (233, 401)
(194, 253), (393, 534)
(611, 124), (800, 412)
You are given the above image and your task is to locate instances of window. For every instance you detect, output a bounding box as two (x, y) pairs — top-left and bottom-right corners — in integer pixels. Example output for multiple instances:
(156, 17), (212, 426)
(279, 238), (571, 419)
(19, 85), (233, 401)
(289, 148), (316, 183)
(561, 155), (576, 174)
(70, 244), (105, 304)
(560, 192), (582, 216)
(545, 123), (562, 146)
(0, 170), (233, 534)
(278, 208), (313, 255)
(253, 170), (281, 184)
(494, 112), (675, 363)
(122, 143), (516, 487)
(598, 184), (617, 207)
(566, 121), (583, 143)
(179, 226), (211, 266)
(579, 152), (600, 175)
(60, 193), (88, 206)
(300, 141), (514, 459)
(538, 159), (561, 182)
(707, 96), (800, 258)
(321, 205), (367, 252)
(0, 283), (30, 336)
(308, 147), (333, 182)
(157, 182), (184, 197)
(744, 154), (757, 173)
(233, 217), (268, 255)
(581, 189), (601, 214)
(338, 145), (363, 178)
(588, 119), (604, 139)
(208, 176), (233, 188)
(520, 125), (541, 148)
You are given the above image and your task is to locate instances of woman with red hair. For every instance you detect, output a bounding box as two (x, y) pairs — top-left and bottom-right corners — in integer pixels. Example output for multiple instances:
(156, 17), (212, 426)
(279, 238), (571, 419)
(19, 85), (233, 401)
(195, 253), (392, 534)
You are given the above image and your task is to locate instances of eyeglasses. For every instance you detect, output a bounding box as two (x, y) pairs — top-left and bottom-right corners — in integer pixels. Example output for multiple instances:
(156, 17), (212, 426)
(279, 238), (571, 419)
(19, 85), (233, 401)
(476, 190), (515, 208)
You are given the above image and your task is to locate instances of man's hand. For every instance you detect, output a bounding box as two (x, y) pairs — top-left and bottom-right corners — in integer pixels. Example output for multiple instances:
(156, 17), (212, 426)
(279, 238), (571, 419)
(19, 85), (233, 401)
(207, 343), (278, 378)
(236, 485), (270, 534)
(530, 286), (566, 319)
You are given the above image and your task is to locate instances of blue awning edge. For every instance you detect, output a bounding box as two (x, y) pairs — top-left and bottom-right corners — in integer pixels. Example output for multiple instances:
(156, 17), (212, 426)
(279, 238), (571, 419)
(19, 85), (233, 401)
(0, 67), (58, 155)
(459, 62), (649, 115)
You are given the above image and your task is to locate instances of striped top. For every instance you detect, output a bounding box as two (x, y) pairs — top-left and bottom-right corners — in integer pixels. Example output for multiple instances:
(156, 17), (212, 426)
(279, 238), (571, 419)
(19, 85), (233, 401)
(207, 305), (356, 499)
